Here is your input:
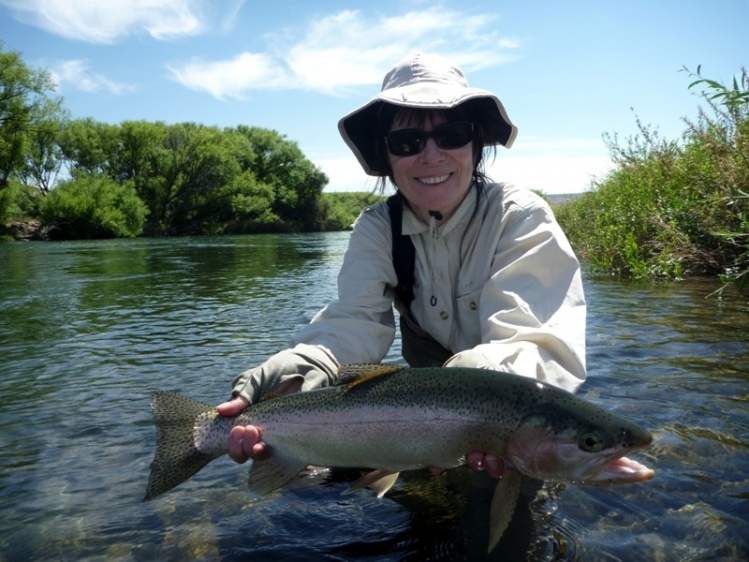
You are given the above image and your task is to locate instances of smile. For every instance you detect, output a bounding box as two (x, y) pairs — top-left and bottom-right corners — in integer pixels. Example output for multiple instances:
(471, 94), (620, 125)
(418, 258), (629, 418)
(418, 174), (451, 185)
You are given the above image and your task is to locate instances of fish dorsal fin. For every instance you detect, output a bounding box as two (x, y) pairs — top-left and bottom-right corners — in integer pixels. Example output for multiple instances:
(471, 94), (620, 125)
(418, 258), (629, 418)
(337, 364), (406, 388)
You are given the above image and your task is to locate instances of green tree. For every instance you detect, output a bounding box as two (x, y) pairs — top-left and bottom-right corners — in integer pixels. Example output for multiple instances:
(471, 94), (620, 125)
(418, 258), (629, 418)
(21, 111), (67, 193)
(58, 117), (120, 176)
(145, 122), (238, 233)
(39, 172), (148, 239)
(0, 42), (65, 192)
(232, 126), (328, 228)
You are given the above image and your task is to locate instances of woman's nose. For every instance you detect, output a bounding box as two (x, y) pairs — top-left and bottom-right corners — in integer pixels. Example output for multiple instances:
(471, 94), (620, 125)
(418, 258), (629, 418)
(419, 137), (445, 162)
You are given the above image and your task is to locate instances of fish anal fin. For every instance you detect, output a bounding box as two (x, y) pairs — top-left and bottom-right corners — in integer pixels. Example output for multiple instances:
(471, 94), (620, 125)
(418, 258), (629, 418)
(246, 454), (308, 499)
(344, 469), (400, 498)
(337, 364), (406, 389)
(488, 469), (522, 553)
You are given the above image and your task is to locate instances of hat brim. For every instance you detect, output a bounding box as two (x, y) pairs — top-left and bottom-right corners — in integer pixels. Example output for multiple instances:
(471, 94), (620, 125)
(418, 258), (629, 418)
(338, 85), (517, 176)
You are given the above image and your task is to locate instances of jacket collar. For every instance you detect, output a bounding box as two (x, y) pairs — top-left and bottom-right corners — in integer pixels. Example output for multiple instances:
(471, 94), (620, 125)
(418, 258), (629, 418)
(400, 183), (478, 238)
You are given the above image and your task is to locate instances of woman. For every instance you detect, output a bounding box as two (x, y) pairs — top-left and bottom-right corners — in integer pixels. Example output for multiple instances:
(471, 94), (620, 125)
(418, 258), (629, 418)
(217, 52), (586, 477)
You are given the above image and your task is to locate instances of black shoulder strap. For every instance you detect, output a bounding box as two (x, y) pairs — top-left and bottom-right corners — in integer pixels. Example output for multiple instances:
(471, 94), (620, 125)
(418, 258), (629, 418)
(386, 193), (416, 309)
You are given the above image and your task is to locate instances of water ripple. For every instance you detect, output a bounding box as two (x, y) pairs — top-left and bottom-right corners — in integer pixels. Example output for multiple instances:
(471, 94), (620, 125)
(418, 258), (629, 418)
(1, 237), (748, 561)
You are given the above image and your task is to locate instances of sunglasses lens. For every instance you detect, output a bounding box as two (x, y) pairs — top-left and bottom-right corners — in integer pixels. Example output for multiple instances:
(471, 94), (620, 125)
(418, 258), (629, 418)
(435, 122), (473, 149)
(385, 122), (473, 156)
(385, 131), (425, 156)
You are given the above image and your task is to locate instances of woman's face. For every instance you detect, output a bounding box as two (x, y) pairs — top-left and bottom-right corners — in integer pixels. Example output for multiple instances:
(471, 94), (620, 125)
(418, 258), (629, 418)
(387, 111), (475, 224)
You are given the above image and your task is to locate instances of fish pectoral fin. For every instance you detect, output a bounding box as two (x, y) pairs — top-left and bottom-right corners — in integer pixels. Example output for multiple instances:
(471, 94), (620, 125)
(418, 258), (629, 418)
(487, 469), (522, 553)
(344, 469), (400, 498)
(246, 454), (308, 499)
(337, 364), (406, 389)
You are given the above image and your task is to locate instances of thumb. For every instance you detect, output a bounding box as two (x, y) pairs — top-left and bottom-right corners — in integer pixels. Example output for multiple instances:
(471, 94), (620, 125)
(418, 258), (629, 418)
(216, 395), (250, 417)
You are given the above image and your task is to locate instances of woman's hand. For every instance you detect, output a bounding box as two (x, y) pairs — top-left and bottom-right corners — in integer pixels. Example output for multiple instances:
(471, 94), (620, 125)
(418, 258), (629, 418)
(429, 451), (505, 479)
(216, 396), (270, 464)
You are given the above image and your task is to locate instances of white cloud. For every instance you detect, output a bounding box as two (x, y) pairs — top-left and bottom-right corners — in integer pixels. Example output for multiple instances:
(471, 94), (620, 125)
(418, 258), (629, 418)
(167, 7), (521, 99)
(167, 53), (291, 100)
(1, 0), (207, 43)
(50, 60), (134, 95)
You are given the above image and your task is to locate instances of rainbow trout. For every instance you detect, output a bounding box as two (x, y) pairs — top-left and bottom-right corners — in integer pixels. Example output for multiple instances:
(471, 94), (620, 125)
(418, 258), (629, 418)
(144, 365), (654, 552)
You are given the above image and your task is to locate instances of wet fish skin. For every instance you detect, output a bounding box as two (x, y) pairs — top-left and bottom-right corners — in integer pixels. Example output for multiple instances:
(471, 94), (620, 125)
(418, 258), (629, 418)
(144, 365), (654, 551)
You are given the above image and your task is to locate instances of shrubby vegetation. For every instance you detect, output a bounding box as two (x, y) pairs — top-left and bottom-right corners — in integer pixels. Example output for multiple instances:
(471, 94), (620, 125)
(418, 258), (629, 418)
(0, 43), (376, 239)
(39, 173), (148, 239)
(315, 191), (384, 230)
(555, 66), (749, 291)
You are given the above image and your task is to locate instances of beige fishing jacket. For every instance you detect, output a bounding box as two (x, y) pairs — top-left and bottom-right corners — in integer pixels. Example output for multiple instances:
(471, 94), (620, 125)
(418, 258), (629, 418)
(232, 182), (586, 403)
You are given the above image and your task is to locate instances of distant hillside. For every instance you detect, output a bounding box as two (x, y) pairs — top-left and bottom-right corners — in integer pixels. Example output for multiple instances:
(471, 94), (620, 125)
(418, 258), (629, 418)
(546, 193), (583, 205)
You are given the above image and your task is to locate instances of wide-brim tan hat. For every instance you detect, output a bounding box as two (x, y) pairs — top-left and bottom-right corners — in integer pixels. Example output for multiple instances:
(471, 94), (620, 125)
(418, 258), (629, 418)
(338, 52), (518, 176)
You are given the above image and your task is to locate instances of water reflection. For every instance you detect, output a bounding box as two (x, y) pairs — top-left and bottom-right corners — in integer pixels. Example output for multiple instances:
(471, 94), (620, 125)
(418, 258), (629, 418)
(0, 235), (747, 561)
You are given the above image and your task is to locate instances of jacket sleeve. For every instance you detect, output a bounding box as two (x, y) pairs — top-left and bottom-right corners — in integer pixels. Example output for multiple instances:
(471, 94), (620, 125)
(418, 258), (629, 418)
(445, 193), (586, 393)
(291, 204), (397, 364)
(231, 204), (397, 402)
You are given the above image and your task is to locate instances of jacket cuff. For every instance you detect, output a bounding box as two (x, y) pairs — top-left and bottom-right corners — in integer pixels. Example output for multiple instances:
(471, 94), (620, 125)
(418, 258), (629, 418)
(231, 343), (340, 403)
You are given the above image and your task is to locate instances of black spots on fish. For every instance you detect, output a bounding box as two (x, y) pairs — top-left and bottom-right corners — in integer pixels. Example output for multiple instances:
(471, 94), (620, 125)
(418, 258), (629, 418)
(617, 425), (653, 448)
(145, 392), (220, 501)
(614, 428), (630, 447)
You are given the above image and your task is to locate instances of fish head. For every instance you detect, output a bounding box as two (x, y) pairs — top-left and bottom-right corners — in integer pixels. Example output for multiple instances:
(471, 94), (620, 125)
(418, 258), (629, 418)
(505, 400), (655, 485)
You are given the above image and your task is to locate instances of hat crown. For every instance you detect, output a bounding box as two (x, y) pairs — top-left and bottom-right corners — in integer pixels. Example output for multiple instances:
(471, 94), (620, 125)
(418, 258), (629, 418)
(339, 52), (517, 176)
(381, 52), (469, 92)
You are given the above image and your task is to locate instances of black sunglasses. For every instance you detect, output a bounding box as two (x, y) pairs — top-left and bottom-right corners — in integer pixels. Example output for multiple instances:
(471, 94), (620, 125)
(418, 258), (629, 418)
(384, 121), (474, 157)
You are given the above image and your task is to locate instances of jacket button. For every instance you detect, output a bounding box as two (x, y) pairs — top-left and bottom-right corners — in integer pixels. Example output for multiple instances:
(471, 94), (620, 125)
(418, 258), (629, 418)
(440, 311), (449, 320)
(469, 301), (477, 310)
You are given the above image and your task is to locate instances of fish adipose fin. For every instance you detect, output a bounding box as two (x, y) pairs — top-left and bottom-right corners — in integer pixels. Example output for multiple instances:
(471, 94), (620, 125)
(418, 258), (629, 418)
(246, 454), (309, 498)
(487, 469), (522, 552)
(344, 469), (401, 498)
(144, 392), (222, 501)
(337, 364), (406, 389)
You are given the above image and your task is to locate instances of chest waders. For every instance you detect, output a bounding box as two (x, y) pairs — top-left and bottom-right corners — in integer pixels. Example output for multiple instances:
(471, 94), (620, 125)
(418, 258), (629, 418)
(386, 194), (453, 367)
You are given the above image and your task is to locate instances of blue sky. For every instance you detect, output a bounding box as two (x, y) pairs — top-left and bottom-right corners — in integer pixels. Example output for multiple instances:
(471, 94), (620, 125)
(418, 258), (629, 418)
(0, 0), (746, 194)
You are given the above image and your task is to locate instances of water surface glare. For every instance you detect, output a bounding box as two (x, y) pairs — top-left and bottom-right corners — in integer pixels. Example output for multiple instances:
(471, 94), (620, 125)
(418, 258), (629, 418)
(1, 234), (747, 561)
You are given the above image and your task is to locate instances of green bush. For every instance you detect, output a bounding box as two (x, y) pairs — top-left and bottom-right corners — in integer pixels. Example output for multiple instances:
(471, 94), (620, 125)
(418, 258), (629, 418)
(0, 180), (40, 224)
(316, 191), (385, 230)
(556, 66), (749, 285)
(39, 174), (149, 239)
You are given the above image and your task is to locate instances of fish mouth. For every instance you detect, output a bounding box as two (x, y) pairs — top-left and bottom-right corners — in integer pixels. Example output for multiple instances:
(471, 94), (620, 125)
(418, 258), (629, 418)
(588, 455), (655, 485)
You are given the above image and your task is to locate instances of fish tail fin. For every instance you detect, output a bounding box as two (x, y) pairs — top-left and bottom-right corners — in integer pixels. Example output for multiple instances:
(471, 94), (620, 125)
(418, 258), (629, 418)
(143, 391), (223, 502)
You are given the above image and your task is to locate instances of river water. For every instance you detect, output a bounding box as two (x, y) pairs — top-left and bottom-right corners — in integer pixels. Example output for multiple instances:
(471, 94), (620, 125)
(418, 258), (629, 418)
(0, 233), (747, 561)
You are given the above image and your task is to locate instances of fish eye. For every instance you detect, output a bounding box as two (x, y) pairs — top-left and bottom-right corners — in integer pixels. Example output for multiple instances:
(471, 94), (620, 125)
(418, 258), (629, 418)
(579, 430), (606, 452)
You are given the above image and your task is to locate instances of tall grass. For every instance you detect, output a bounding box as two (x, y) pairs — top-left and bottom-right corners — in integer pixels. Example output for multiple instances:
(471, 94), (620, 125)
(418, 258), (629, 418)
(555, 66), (749, 291)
